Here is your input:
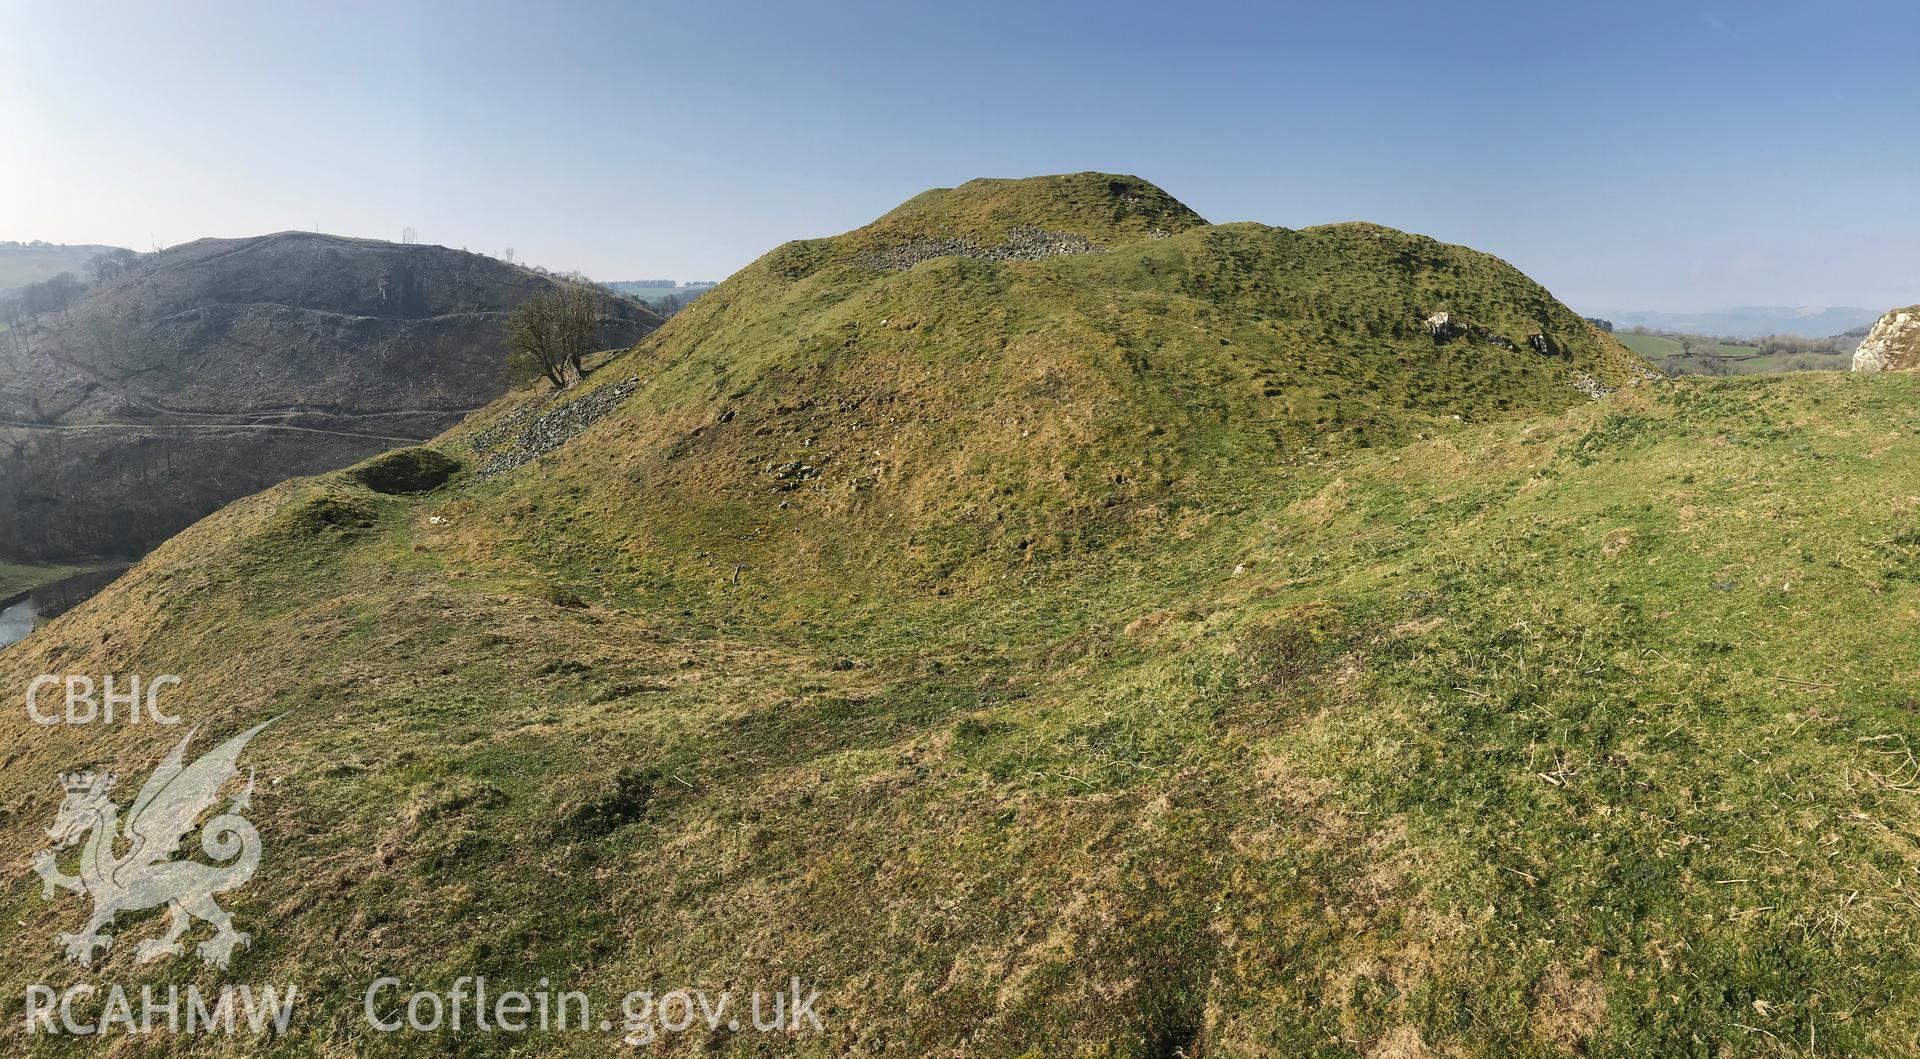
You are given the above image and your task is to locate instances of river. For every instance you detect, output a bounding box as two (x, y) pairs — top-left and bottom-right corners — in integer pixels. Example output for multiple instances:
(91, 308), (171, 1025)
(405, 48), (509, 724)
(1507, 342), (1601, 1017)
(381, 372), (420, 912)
(0, 597), (33, 648)
(0, 567), (130, 650)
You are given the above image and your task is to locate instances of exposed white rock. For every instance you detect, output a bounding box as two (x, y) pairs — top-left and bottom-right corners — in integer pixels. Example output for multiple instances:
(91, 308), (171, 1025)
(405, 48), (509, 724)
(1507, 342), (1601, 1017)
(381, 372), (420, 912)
(1851, 306), (1920, 372)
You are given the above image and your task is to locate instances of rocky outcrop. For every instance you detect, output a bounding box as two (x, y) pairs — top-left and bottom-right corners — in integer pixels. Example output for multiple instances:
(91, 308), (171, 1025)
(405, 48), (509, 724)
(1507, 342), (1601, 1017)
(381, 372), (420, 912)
(1851, 306), (1920, 372)
(1571, 372), (1615, 400)
(1425, 311), (1518, 351)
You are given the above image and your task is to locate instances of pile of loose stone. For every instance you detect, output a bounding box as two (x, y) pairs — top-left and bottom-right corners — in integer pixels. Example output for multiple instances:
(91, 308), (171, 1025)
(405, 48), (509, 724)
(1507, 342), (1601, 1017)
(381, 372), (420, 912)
(475, 377), (640, 479)
(764, 459), (824, 490)
(471, 393), (557, 454)
(1570, 372), (1617, 400)
(853, 226), (1103, 270)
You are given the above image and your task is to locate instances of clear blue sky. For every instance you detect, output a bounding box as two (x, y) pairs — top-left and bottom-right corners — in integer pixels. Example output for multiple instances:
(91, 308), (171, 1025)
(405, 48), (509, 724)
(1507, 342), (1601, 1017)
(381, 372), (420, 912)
(2, 0), (1915, 313)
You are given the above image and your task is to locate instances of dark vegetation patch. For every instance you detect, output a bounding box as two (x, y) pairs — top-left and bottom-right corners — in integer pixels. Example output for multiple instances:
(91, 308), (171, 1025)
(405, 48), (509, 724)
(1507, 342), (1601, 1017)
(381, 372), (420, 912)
(348, 446), (461, 494)
(266, 489), (377, 538)
(555, 768), (658, 837)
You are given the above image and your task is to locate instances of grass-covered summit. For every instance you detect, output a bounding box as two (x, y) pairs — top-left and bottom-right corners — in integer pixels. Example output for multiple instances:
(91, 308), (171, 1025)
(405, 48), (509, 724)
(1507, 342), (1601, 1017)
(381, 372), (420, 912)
(842, 171), (1209, 252)
(13, 176), (1920, 1057)
(525, 172), (1645, 595)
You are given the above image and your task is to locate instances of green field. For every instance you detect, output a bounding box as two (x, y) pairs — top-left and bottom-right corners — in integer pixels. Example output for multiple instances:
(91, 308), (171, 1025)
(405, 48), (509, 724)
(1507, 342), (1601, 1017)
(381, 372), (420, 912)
(0, 560), (95, 600)
(1616, 331), (1853, 374)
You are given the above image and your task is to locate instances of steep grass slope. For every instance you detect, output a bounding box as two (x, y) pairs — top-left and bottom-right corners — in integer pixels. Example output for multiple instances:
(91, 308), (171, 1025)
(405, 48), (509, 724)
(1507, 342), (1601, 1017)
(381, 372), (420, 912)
(12, 177), (1918, 1058)
(442, 173), (1643, 602)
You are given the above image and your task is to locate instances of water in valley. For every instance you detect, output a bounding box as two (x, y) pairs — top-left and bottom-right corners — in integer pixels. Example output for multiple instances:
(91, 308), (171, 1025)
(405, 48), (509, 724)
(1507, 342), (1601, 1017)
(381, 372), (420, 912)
(0, 567), (130, 649)
(0, 597), (33, 648)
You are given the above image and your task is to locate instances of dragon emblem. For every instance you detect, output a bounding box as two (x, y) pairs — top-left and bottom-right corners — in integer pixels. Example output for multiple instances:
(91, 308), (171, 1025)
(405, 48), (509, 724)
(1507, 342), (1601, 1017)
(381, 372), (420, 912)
(32, 719), (276, 969)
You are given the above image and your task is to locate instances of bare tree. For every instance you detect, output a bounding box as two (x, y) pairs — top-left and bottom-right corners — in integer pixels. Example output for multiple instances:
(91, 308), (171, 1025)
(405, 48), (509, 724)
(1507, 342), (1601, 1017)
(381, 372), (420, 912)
(504, 283), (604, 389)
(554, 282), (602, 381)
(0, 296), (23, 351)
(505, 293), (568, 388)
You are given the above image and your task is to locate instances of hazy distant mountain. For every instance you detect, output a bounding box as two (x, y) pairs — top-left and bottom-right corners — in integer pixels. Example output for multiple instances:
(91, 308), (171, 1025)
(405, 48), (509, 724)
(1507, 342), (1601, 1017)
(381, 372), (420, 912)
(0, 231), (661, 561)
(1599, 306), (1882, 339)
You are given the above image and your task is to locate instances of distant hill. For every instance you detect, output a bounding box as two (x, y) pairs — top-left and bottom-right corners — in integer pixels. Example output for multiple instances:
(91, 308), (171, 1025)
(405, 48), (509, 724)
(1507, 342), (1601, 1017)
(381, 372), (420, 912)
(0, 241), (130, 295)
(0, 231), (661, 560)
(1600, 305), (1881, 339)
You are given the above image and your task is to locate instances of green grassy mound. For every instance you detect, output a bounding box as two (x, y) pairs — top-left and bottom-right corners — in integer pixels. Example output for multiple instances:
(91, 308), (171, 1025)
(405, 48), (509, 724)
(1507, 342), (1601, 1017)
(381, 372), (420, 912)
(8, 177), (1915, 1058)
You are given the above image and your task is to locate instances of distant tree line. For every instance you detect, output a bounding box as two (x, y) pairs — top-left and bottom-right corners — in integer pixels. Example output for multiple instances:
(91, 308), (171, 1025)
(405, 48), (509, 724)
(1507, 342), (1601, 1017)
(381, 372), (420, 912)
(0, 249), (147, 330)
(1746, 333), (1853, 356)
(5, 272), (85, 321)
(1584, 316), (1614, 332)
(1626, 324), (1855, 350)
(0, 250), (156, 364)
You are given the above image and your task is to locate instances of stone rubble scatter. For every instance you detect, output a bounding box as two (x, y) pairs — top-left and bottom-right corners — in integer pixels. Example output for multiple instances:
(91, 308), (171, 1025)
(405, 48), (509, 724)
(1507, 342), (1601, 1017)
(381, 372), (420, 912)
(1571, 372), (1616, 400)
(471, 393), (557, 454)
(475, 377), (640, 479)
(852, 226), (1103, 270)
(764, 460), (825, 490)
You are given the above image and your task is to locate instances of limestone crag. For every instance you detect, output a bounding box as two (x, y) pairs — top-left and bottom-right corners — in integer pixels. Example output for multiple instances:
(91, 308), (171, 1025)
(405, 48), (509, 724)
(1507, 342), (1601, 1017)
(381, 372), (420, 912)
(1851, 306), (1920, 372)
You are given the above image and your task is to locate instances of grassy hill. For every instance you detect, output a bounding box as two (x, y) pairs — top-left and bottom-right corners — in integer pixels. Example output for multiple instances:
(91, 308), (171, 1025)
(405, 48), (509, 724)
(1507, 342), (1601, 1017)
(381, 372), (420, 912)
(10, 175), (1920, 1057)
(0, 232), (661, 562)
